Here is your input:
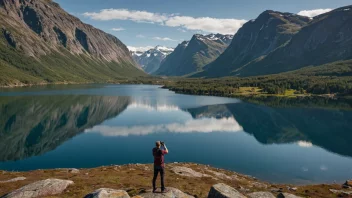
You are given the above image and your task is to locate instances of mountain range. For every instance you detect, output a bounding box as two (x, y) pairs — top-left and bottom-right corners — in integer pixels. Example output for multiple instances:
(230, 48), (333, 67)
(0, 0), (351, 84)
(0, 0), (145, 87)
(194, 6), (352, 77)
(130, 46), (174, 74)
(155, 33), (233, 76)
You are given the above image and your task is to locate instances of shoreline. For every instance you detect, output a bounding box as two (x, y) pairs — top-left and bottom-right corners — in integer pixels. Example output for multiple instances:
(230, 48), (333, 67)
(1, 163), (350, 197)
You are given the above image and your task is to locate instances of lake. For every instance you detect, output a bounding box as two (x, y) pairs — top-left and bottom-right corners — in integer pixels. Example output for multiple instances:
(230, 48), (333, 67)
(0, 84), (351, 185)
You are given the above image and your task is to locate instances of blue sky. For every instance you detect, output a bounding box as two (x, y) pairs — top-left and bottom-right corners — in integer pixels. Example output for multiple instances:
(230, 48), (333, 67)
(54, 0), (351, 50)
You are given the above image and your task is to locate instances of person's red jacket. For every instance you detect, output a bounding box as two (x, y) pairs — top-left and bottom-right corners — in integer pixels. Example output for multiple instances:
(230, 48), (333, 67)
(153, 147), (167, 167)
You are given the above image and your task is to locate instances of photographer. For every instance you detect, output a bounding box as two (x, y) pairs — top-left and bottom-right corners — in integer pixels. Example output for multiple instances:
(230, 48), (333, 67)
(152, 141), (169, 193)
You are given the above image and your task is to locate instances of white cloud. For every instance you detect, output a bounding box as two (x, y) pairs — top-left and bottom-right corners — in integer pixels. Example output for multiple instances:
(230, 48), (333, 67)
(152, 37), (178, 42)
(165, 16), (246, 34)
(83, 9), (168, 23)
(297, 8), (332, 18)
(85, 117), (243, 137)
(111, 27), (125, 31)
(127, 46), (154, 52)
(83, 9), (247, 34)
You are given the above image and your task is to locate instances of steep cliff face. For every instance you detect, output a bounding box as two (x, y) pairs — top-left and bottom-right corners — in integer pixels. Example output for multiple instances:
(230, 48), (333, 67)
(198, 6), (352, 77)
(197, 11), (310, 77)
(155, 34), (233, 76)
(0, 96), (131, 161)
(0, 0), (144, 86)
(237, 5), (352, 76)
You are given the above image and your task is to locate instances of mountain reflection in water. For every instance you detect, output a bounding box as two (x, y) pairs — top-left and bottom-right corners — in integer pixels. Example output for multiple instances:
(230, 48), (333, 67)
(0, 96), (131, 161)
(0, 91), (352, 184)
(1, 95), (351, 161)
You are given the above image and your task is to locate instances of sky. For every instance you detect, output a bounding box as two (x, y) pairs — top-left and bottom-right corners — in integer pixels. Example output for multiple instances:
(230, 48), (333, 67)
(54, 0), (351, 51)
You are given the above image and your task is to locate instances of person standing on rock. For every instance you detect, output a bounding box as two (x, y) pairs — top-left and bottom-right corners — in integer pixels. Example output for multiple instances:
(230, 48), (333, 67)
(152, 141), (169, 193)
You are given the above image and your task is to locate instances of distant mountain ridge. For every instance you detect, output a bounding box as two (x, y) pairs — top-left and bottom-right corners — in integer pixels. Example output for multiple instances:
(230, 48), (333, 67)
(0, 0), (145, 86)
(196, 6), (352, 77)
(155, 33), (233, 76)
(130, 46), (174, 74)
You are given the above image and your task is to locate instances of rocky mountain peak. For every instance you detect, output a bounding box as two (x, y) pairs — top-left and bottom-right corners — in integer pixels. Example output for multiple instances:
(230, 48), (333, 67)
(0, 0), (145, 86)
(196, 5), (352, 78)
(131, 45), (174, 74)
(0, 0), (135, 65)
(192, 33), (233, 45)
(196, 10), (310, 77)
(155, 33), (232, 76)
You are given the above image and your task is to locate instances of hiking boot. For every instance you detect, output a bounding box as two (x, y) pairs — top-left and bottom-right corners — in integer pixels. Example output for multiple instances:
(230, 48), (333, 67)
(161, 188), (168, 193)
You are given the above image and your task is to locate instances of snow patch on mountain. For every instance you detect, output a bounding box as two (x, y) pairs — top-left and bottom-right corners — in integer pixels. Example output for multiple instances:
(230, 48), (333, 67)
(131, 45), (174, 74)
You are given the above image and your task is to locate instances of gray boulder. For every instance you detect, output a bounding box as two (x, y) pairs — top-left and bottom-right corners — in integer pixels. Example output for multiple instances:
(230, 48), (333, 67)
(247, 192), (275, 198)
(84, 188), (130, 198)
(2, 178), (73, 198)
(208, 183), (246, 198)
(139, 187), (194, 198)
(0, 177), (26, 183)
(277, 193), (303, 198)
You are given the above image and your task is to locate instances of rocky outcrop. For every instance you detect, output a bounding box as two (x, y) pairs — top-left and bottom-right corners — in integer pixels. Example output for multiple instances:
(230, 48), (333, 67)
(0, 0), (145, 86)
(206, 169), (234, 181)
(156, 34), (233, 76)
(344, 180), (352, 188)
(329, 189), (352, 196)
(1, 179), (73, 198)
(247, 192), (275, 198)
(208, 183), (246, 198)
(277, 193), (303, 198)
(171, 166), (210, 178)
(84, 188), (130, 198)
(68, 168), (80, 174)
(0, 177), (26, 183)
(139, 188), (194, 198)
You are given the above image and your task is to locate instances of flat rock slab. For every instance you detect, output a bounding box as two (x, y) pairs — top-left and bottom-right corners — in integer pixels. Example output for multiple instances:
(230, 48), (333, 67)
(247, 192), (275, 198)
(2, 178), (73, 198)
(208, 183), (246, 198)
(171, 166), (209, 178)
(139, 187), (194, 198)
(206, 169), (233, 180)
(0, 177), (26, 183)
(84, 188), (130, 198)
(329, 189), (352, 195)
(277, 193), (303, 198)
(68, 168), (80, 174)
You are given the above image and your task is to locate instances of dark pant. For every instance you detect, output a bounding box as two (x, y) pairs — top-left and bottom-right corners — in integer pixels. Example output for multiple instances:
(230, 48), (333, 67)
(152, 165), (165, 191)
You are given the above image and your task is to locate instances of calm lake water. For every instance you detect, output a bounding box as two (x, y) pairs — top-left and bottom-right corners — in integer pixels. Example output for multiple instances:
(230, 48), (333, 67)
(0, 84), (352, 184)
